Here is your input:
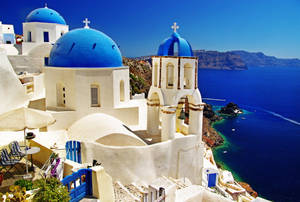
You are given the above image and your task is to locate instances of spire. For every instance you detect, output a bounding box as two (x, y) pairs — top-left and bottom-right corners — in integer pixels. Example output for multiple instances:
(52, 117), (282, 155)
(171, 22), (179, 32)
(83, 18), (91, 29)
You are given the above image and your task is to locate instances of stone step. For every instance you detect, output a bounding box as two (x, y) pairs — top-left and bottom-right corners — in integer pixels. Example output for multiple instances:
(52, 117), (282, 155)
(114, 181), (140, 202)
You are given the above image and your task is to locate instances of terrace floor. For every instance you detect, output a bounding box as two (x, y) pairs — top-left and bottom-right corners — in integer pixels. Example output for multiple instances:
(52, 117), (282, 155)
(0, 158), (43, 193)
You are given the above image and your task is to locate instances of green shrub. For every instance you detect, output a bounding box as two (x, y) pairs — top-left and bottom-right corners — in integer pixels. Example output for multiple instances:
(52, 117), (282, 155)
(33, 177), (70, 202)
(14, 179), (33, 191)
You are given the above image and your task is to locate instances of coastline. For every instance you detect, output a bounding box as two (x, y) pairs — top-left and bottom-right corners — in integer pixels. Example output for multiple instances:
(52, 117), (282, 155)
(206, 109), (258, 198)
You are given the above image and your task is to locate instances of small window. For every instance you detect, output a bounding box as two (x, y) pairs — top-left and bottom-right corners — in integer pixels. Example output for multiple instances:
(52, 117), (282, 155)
(43, 32), (49, 42)
(56, 83), (66, 107)
(120, 80), (125, 102)
(27, 31), (32, 42)
(91, 84), (100, 107)
(44, 57), (49, 66)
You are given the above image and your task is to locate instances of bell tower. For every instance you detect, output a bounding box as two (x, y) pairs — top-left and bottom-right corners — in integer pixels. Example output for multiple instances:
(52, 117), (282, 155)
(147, 23), (204, 142)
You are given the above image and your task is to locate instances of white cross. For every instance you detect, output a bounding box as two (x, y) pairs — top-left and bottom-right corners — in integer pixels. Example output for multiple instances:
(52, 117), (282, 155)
(83, 18), (91, 29)
(171, 22), (179, 32)
(45, 3), (48, 8)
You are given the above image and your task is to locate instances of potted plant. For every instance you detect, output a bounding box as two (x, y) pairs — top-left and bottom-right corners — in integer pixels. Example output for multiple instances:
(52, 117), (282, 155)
(0, 185), (31, 202)
(32, 177), (70, 202)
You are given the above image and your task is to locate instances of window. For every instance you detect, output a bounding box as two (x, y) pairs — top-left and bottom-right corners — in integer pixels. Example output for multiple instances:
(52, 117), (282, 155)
(184, 63), (193, 89)
(43, 32), (49, 42)
(120, 80), (125, 102)
(91, 84), (100, 107)
(154, 63), (158, 87)
(27, 31), (32, 42)
(166, 63), (174, 89)
(56, 83), (65, 107)
(44, 57), (49, 66)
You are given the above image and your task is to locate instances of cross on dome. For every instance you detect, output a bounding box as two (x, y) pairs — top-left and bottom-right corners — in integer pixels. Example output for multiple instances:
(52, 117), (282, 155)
(45, 3), (48, 8)
(171, 22), (179, 32)
(83, 18), (91, 29)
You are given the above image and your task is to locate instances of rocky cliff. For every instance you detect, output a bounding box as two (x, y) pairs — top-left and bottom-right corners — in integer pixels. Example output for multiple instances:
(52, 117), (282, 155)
(134, 50), (248, 70)
(231, 50), (300, 67)
(193, 50), (247, 70)
(123, 57), (152, 96)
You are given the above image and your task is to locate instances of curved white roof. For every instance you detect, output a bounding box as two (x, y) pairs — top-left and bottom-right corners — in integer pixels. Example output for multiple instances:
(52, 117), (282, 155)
(68, 113), (146, 146)
(0, 48), (28, 115)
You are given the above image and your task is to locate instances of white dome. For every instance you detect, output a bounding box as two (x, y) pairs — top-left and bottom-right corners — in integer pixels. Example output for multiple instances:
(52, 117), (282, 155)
(68, 113), (146, 146)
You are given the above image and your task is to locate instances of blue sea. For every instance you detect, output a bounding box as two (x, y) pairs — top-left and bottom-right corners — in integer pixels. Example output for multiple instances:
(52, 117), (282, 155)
(197, 67), (300, 202)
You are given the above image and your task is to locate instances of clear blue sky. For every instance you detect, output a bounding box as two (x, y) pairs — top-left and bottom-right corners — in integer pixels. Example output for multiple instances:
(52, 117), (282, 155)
(1, 0), (300, 58)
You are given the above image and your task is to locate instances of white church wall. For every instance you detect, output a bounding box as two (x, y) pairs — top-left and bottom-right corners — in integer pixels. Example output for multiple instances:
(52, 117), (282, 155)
(81, 135), (204, 185)
(32, 73), (45, 99)
(74, 68), (114, 109)
(44, 67), (141, 130)
(44, 67), (76, 110)
(152, 57), (160, 87)
(22, 22), (68, 55)
(112, 68), (130, 106)
(55, 25), (69, 39)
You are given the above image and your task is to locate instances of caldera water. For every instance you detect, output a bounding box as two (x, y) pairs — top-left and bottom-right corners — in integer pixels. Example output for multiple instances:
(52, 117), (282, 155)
(198, 67), (300, 202)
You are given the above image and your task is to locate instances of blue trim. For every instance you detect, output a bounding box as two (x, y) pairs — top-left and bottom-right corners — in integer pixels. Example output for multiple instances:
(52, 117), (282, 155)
(65, 140), (81, 163)
(207, 173), (217, 187)
(62, 168), (93, 202)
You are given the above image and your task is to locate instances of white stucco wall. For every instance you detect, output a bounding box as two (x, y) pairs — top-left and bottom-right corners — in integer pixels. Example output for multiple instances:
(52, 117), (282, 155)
(0, 49), (28, 114)
(22, 22), (68, 55)
(0, 44), (19, 55)
(81, 135), (204, 185)
(113, 68), (130, 106)
(45, 66), (141, 129)
(67, 113), (146, 146)
(8, 55), (45, 73)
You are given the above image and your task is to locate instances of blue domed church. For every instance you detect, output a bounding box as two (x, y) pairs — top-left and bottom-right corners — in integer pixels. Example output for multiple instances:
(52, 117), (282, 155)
(22, 5), (69, 55)
(44, 21), (140, 128)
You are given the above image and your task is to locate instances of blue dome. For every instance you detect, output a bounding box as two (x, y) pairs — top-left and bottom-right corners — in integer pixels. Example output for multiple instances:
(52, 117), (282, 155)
(158, 32), (193, 57)
(49, 28), (123, 68)
(26, 7), (66, 25)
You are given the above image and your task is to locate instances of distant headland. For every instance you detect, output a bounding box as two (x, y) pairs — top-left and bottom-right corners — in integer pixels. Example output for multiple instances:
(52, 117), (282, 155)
(133, 50), (300, 70)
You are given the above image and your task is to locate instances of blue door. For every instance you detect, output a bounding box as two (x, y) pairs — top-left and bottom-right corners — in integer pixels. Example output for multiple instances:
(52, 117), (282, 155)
(207, 173), (217, 187)
(43, 32), (49, 42)
(62, 168), (93, 202)
(66, 141), (82, 163)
